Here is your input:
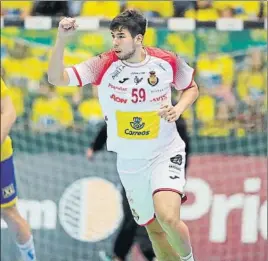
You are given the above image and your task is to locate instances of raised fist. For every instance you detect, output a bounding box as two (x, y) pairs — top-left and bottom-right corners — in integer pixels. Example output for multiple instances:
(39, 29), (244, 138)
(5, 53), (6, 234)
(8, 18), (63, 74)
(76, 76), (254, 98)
(58, 17), (78, 40)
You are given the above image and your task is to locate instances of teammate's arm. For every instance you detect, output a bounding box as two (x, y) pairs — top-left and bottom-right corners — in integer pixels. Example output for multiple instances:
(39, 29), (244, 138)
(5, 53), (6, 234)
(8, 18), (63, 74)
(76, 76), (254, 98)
(1, 95), (16, 144)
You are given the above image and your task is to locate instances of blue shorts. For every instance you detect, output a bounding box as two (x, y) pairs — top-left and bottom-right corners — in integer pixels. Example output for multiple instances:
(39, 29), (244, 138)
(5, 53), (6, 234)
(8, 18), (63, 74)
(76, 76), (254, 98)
(0, 156), (17, 208)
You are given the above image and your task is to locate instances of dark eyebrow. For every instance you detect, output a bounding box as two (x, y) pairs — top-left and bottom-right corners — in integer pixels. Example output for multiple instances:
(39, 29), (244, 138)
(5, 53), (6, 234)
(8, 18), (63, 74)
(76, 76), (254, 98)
(111, 32), (125, 36)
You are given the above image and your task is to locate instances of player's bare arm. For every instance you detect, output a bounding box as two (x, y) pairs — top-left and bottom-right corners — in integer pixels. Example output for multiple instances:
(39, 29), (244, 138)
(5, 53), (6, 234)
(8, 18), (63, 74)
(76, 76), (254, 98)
(1, 95), (16, 144)
(47, 17), (78, 86)
(159, 80), (199, 122)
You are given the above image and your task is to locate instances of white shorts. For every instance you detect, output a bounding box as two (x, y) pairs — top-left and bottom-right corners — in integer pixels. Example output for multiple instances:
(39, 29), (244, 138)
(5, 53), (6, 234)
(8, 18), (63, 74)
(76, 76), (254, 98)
(116, 137), (187, 226)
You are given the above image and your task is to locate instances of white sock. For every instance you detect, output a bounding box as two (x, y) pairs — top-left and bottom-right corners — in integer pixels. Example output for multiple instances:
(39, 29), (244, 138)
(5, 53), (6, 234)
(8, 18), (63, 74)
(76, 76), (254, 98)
(180, 250), (195, 261)
(16, 235), (36, 261)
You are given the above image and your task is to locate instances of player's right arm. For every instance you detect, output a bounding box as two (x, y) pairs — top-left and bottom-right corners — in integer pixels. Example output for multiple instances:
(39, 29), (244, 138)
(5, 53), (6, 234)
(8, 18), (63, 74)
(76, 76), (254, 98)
(1, 79), (16, 144)
(47, 17), (78, 86)
(48, 17), (112, 87)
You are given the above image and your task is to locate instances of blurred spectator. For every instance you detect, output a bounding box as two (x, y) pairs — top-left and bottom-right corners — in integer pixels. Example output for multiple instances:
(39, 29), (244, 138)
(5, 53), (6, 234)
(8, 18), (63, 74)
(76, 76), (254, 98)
(78, 34), (106, 54)
(1, 66), (6, 81)
(2, 40), (45, 89)
(124, 1), (174, 18)
(218, 6), (236, 18)
(259, 0), (267, 20)
(173, 1), (194, 17)
(214, 1), (261, 20)
(30, 75), (74, 133)
(164, 33), (195, 61)
(195, 94), (233, 136)
(31, 1), (69, 17)
(80, 1), (120, 19)
(0, 67), (25, 119)
(1, 1), (32, 18)
(143, 27), (157, 47)
(77, 86), (103, 126)
(196, 43), (236, 110)
(68, 0), (83, 16)
(195, 41), (237, 135)
(184, 0), (219, 21)
(237, 48), (267, 116)
(7, 86), (25, 120)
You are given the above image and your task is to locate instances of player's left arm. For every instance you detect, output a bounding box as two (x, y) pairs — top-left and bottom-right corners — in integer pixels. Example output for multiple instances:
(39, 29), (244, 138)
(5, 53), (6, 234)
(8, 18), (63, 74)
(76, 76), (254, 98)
(173, 80), (199, 116)
(158, 55), (199, 122)
(1, 95), (17, 144)
(159, 82), (198, 122)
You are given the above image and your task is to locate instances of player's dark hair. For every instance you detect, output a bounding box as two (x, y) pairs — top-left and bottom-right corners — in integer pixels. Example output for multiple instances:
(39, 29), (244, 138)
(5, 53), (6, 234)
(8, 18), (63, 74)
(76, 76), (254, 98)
(110, 9), (147, 38)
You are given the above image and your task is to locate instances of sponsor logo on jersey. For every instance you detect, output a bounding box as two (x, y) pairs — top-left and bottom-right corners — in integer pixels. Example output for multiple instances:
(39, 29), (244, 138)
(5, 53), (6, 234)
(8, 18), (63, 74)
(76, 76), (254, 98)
(157, 63), (167, 71)
(111, 65), (125, 79)
(116, 111), (160, 139)
(124, 117), (150, 136)
(150, 86), (170, 93)
(150, 94), (168, 102)
(108, 83), (127, 92)
(134, 76), (143, 85)
(170, 154), (183, 165)
(169, 164), (182, 172)
(131, 72), (145, 75)
(130, 117), (145, 130)
(119, 78), (129, 84)
(148, 71), (159, 86)
(169, 175), (180, 180)
(110, 94), (127, 104)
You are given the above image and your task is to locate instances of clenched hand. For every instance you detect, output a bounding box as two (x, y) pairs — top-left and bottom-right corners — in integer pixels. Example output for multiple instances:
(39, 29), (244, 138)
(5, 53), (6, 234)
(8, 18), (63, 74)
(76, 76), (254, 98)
(58, 17), (78, 40)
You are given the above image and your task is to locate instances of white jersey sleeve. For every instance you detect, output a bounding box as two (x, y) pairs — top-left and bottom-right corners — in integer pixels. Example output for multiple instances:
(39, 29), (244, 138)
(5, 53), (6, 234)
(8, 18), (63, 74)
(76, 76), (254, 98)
(65, 51), (117, 87)
(173, 55), (194, 91)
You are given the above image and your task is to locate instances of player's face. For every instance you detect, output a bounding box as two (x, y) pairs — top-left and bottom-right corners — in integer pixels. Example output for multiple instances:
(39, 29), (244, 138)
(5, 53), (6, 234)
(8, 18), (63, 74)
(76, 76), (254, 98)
(111, 29), (138, 60)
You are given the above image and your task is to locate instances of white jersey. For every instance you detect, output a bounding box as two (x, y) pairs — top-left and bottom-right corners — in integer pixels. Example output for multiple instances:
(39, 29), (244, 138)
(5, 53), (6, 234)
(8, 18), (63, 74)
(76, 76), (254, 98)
(66, 47), (194, 159)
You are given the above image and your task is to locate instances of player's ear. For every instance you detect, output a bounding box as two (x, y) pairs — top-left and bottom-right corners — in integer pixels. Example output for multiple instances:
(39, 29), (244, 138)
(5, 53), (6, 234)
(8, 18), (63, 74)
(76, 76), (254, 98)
(135, 34), (143, 44)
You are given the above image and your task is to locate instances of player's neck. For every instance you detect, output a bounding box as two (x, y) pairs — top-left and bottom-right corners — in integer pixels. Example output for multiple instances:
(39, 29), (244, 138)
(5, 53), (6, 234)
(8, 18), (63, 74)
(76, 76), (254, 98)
(125, 47), (146, 64)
